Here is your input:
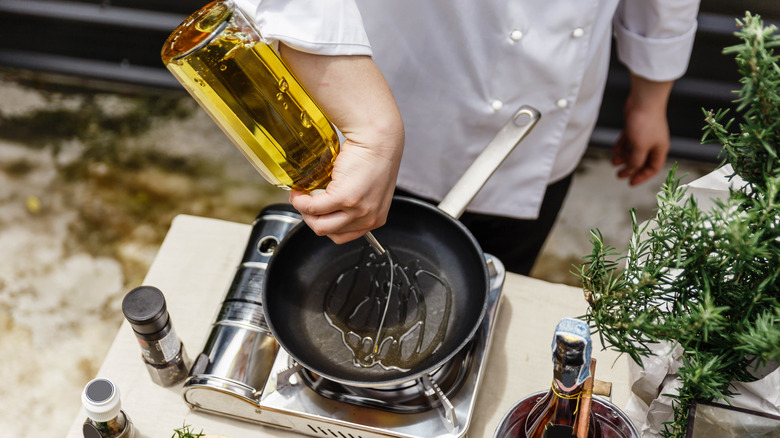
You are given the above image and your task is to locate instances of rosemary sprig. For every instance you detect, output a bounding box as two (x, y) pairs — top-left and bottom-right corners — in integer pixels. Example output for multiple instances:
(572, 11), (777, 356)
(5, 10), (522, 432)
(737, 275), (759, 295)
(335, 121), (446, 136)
(172, 423), (205, 438)
(575, 12), (780, 438)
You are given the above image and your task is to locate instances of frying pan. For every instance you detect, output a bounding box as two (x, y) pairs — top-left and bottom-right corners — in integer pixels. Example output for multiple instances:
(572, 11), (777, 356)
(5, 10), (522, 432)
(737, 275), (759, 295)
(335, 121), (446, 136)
(263, 106), (540, 387)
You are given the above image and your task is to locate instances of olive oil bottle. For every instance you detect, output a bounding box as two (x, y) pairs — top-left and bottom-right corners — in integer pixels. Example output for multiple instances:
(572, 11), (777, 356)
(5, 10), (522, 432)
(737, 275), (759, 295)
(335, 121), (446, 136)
(161, 0), (339, 192)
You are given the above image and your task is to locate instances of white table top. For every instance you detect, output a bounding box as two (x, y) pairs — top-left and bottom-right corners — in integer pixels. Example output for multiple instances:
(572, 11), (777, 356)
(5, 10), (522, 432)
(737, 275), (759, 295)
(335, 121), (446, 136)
(66, 214), (630, 438)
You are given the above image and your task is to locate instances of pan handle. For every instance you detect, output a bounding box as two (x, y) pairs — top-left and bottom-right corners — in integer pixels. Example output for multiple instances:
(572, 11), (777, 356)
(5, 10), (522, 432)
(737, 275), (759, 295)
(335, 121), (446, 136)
(437, 105), (541, 219)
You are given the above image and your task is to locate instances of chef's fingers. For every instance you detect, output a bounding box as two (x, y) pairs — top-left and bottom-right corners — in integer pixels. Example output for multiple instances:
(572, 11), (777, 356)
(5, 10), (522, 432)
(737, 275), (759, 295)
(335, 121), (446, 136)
(628, 148), (666, 186)
(289, 189), (340, 217)
(289, 190), (348, 237)
(614, 137), (668, 186)
(289, 190), (381, 240)
(291, 206), (349, 237)
(326, 230), (371, 245)
(615, 141), (649, 180)
(298, 211), (376, 243)
(611, 132), (629, 166)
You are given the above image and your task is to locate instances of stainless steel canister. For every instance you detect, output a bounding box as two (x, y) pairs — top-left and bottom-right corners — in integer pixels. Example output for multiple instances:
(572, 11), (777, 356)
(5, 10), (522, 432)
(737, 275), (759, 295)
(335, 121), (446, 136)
(183, 204), (301, 408)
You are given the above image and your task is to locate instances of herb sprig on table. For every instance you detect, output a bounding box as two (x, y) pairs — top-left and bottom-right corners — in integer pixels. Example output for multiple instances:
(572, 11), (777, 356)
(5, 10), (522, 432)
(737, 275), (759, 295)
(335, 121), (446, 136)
(172, 423), (205, 438)
(575, 12), (780, 438)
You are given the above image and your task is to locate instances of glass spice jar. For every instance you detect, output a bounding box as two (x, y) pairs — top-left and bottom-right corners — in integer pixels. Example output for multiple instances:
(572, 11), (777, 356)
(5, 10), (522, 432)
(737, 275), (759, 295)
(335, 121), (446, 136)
(122, 285), (190, 386)
(81, 378), (135, 438)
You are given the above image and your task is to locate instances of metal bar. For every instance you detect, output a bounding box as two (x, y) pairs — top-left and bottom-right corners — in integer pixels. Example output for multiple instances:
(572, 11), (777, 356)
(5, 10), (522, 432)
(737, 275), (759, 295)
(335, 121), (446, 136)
(0, 0), (184, 31)
(697, 12), (780, 35)
(0, 49), (181, 88)
(697, 12), (741, 35)
(671, 77), (737, 102)
(603, 67), (736, 102)
(589, 127), (722, 163)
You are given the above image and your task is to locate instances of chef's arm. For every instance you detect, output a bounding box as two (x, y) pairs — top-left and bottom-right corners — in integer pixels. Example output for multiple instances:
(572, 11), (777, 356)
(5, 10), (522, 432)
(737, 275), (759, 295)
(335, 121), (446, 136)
(610, 0), (699, 185)
(611, 73), (674, 186)
(280, 45), (405, 243)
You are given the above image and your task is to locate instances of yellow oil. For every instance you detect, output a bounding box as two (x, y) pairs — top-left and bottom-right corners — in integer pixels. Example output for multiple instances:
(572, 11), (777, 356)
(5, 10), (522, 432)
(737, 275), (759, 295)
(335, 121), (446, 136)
(162, 1), (339, 192)
(323, 247), (452, 372)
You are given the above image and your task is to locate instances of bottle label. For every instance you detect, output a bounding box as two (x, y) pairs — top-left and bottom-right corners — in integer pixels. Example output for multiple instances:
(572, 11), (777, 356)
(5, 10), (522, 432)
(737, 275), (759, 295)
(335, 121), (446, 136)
(138, 327), (181, 365)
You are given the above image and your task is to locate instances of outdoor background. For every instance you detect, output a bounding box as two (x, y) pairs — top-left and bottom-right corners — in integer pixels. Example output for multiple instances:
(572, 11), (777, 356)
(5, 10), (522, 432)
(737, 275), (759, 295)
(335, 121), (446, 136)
(0, 0), (776, 435)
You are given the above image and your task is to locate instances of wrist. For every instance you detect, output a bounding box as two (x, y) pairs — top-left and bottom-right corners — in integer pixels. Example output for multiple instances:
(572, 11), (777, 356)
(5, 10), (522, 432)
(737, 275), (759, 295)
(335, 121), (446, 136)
(625, 73), (674, 114)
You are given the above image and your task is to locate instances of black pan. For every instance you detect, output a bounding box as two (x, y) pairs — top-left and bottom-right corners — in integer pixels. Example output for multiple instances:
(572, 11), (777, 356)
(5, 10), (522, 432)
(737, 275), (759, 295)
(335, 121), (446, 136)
(263, 106), (540, 387)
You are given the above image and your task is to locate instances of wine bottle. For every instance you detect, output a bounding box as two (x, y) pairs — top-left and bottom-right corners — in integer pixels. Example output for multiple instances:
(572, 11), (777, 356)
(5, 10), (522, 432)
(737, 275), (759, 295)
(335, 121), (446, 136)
(523, 318), (596, 438)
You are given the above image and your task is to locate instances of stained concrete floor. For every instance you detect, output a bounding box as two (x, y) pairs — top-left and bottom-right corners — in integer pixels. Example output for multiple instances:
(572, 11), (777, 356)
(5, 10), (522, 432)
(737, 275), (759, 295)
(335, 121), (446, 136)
(0, 73), (713, 437)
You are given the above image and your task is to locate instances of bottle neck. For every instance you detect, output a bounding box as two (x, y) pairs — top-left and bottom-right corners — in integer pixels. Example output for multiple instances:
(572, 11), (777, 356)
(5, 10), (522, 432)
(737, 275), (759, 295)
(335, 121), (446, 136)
(551, 376), (583, 398)
(527, 378), (585, 438)
(549, 377), (584, 422)
(526, 319), (593, 438)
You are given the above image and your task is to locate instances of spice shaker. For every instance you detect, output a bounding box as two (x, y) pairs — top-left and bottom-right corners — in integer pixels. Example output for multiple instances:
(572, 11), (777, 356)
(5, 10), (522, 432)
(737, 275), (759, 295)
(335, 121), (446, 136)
(81, 378), (135, 438)
(122, 285), (189, 386)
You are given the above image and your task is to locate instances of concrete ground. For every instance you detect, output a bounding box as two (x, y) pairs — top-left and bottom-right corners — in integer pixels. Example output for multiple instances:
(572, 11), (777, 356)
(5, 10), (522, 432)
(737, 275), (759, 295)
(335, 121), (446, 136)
(0, 73), (714, 436)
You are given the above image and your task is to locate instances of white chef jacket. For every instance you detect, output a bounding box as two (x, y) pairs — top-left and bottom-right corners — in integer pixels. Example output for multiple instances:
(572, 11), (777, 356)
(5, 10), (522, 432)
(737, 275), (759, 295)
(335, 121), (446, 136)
(235, 0), (699, 219)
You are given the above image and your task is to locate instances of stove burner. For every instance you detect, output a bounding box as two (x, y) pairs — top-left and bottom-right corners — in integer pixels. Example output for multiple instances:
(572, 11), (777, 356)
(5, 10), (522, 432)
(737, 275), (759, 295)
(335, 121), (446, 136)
(296, 338), (476, 413)
(182, 207), (508, 438)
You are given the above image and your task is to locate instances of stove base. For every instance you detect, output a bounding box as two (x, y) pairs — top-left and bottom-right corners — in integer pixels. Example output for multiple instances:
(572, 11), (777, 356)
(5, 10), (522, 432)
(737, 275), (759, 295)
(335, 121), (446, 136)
(183, 255), (505, 438)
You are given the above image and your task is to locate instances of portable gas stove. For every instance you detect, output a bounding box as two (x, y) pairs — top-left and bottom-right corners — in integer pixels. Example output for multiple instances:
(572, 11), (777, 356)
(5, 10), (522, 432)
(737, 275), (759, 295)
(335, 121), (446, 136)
(182, 205), (506, 438)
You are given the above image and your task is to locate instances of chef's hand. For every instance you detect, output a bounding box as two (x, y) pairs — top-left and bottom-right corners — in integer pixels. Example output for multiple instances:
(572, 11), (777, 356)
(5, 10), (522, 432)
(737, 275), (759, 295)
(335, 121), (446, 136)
(281, 45), (405, 244)
(612, 74), (674, 186)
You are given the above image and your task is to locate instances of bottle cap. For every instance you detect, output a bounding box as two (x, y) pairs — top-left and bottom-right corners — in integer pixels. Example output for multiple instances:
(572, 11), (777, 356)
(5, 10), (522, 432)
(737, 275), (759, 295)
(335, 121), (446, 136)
(81, 378), (122, 422)
(122, 286), (170, 335)
(552, 318), (592, 387)
(161, 0), (233, 64)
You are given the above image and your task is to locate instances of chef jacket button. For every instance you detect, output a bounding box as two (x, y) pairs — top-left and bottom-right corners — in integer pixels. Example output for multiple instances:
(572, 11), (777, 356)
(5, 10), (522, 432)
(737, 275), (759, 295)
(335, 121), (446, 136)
(509, 29), (524, 42)
(556, 98), (568, 109)
(572, 27), (585, 38)
(490, 99), (504, 111)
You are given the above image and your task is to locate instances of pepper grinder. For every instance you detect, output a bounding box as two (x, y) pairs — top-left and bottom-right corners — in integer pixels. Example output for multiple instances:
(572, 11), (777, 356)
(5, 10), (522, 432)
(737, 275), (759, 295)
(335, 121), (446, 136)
(122, 285), (189, 386)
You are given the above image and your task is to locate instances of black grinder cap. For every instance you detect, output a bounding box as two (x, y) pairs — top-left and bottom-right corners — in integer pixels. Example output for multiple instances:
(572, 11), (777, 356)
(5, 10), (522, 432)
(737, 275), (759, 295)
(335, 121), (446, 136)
(122, 285), (170, 335)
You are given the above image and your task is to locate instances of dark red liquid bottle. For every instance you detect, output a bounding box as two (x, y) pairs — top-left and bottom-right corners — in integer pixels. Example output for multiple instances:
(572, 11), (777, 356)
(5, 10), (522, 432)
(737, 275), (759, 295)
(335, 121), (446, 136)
(494, 318), (639, 438)
(523, 318), (596, 438)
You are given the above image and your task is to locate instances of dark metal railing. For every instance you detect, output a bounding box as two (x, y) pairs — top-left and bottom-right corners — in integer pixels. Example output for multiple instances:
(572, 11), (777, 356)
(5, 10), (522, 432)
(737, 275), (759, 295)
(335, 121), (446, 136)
(1, 0), (777, 162)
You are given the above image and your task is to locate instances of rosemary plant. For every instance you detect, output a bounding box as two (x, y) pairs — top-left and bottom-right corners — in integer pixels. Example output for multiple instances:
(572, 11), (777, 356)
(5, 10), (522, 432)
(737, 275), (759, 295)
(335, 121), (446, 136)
(171, 423), (205, 438)
(575, 13), (780, 438)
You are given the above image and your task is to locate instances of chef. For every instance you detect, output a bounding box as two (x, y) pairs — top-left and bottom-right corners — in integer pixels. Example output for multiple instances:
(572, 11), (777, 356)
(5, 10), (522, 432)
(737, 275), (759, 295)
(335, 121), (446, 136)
(234, 0), (700, 274)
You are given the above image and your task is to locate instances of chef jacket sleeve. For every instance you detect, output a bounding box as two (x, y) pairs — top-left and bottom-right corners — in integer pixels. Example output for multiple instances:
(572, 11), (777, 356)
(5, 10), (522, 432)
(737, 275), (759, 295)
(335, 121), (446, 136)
(613, 0), (700, 82)
(234, 0), (372, 56)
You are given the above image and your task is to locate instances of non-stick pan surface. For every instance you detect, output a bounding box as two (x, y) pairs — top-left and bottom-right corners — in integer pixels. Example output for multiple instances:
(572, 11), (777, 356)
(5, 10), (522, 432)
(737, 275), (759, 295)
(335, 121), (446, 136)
(263, 196), (489, 387)
(264, 106), (541, 387)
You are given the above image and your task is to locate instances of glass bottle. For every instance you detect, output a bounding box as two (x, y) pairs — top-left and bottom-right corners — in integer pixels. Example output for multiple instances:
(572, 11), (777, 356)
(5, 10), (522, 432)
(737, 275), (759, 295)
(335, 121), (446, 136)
(523, 317), (597, 438)
(161, 0), (339, 193)
(122, 286), (190, 387)
(81, 378), (135, 438)
(161, 0), (387, 254)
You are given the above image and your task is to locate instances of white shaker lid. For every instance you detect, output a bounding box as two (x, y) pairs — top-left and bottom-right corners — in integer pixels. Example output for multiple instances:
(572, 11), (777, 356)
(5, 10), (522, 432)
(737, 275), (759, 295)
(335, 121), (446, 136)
(81, 378), (122, 422)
